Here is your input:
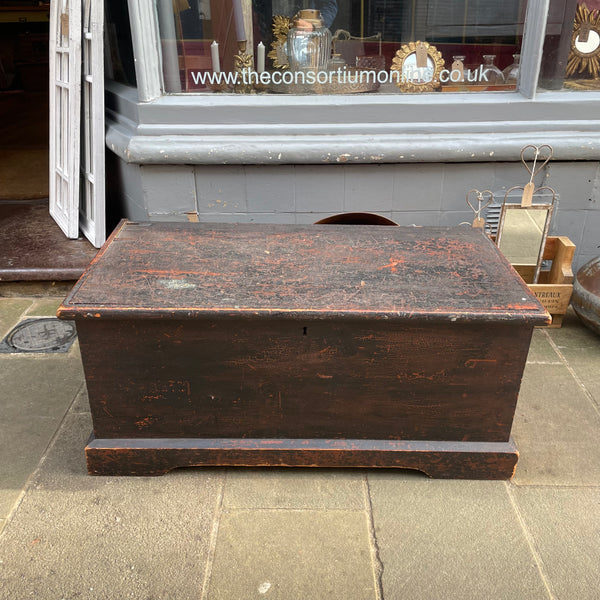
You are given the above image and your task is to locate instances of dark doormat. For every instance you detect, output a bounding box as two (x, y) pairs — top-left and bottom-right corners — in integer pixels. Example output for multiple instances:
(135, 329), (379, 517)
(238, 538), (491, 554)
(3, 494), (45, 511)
(0, 318), (77, 353)
(0, 199), (98, 281)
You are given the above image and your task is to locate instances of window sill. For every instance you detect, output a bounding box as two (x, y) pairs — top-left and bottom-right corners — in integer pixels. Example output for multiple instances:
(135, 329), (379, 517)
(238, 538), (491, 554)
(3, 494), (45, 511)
(105, 81), (600, 164)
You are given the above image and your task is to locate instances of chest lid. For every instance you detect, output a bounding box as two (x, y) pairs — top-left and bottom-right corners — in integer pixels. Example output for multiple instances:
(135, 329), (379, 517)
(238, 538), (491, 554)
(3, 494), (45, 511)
(58, 220), (549, 324)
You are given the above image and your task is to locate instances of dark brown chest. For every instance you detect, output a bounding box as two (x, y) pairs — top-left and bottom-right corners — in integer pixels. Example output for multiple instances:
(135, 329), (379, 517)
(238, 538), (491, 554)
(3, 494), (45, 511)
(58, 221), (549, 478)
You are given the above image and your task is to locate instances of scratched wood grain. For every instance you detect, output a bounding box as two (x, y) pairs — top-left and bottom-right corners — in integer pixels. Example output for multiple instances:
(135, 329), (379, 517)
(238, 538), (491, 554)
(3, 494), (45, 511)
(58, 221), (550, 324)
(77, 318), (531, 442)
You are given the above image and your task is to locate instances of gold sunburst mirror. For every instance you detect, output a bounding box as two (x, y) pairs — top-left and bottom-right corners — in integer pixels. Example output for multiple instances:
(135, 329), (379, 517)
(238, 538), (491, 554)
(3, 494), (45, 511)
(268, 15), (293, 70)
(567, 3), (600, 79)
(391, 41), (444, 93)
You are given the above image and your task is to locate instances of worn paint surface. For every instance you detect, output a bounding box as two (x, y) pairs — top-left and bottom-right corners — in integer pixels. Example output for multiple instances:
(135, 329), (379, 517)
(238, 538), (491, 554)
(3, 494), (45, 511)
(58, 221), (549, 324)
(86, 437), (519, 479)
(76, 318), (531, 443)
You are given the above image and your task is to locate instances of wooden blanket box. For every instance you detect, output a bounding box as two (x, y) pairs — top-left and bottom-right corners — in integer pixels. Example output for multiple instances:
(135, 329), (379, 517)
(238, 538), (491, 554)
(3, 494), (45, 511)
(58, 221), (549, 478)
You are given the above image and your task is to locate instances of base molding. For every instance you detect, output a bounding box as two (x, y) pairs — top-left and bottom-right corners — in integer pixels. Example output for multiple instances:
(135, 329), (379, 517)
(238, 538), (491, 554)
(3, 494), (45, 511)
(86, 436), (519, 479)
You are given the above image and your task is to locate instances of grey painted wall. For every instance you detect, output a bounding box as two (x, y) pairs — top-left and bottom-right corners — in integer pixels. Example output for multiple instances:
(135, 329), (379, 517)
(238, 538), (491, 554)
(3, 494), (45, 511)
(109, 157), (600, 271)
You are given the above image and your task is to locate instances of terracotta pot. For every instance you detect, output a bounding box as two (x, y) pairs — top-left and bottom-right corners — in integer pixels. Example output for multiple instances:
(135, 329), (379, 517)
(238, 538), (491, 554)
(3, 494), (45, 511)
(572, 256), (600, 336)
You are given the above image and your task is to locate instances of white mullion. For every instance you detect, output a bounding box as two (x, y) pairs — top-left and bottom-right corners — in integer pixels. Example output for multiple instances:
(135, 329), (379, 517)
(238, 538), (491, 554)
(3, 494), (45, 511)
(127, 0), (164, 101)
(517, 0), (550, 99)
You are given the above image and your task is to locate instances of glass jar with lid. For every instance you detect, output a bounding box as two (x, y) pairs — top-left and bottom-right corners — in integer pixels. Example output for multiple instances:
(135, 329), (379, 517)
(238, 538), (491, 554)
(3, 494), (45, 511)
(287, 9), (332, 72)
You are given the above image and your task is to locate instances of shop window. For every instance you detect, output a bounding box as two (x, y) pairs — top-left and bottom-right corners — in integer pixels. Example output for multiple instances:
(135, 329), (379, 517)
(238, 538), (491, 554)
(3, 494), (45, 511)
(540, 0), (600, 90)
(157, 0), (530, 94)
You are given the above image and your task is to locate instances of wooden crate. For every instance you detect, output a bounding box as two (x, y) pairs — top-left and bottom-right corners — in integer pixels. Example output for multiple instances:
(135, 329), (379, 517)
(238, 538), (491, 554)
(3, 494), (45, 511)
(512, 236), (575, 328)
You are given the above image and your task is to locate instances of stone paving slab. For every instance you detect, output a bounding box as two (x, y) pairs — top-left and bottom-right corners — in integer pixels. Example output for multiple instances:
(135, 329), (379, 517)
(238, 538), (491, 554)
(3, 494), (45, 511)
(515, 441), (600, 487)
(223, 468), (366, 510)
(512, 486), (600, 600)
(0, 412), (224, 600)
(512, 363), (600, 486)
(514, 363), (600, 442)
(527, 329), (562, 364)
(24, 297), (63, 318)
(546, 310), (600, 407)
(367, 475), (550, 600)
(70, 383), (92, 414)
(0, 354), (84, 518)
(0, 298), (32, 339)
(206, 509), (376, 600)
(547, 309), (599, 349)
(553, 345), (600, 407)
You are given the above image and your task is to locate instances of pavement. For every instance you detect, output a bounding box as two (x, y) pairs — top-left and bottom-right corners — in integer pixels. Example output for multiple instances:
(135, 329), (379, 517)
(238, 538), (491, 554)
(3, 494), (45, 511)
(0, 295), (599, 599)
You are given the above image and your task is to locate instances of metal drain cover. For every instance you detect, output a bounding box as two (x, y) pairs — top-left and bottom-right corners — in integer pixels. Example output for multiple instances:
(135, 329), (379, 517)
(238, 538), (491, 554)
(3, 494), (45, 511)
(0, 318), (77, 354)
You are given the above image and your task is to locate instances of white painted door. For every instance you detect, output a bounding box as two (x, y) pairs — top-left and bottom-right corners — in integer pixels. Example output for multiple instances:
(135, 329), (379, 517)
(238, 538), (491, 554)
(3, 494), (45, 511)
(49, 0), (82, 238)
(80, 0), (105, 247)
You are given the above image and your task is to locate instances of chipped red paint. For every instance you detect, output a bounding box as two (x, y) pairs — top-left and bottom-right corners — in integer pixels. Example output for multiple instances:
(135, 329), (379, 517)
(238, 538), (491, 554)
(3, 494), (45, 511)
(58, 221), (549, 325)
(377, 257), (407, 273)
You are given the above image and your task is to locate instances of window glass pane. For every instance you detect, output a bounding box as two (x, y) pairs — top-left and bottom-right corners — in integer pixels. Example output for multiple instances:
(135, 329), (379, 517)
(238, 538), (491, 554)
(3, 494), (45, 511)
(540, 0), (600, 91)
(158, 0), (528, 94)
(105, 0), (137, 87)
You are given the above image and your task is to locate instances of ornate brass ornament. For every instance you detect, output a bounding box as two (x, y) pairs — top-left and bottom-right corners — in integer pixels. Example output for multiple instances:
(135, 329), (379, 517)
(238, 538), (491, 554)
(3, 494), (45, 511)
(566, 3), (600, 79)
(564, 78), (600, 89)
(268, 15), (293, 69)
(391, 41), (444, 93)
(234, 40), (255, 93)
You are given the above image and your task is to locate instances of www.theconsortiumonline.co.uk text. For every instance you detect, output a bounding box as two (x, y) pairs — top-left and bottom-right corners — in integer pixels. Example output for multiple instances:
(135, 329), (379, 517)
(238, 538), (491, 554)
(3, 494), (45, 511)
(191, 66), (492, 87)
